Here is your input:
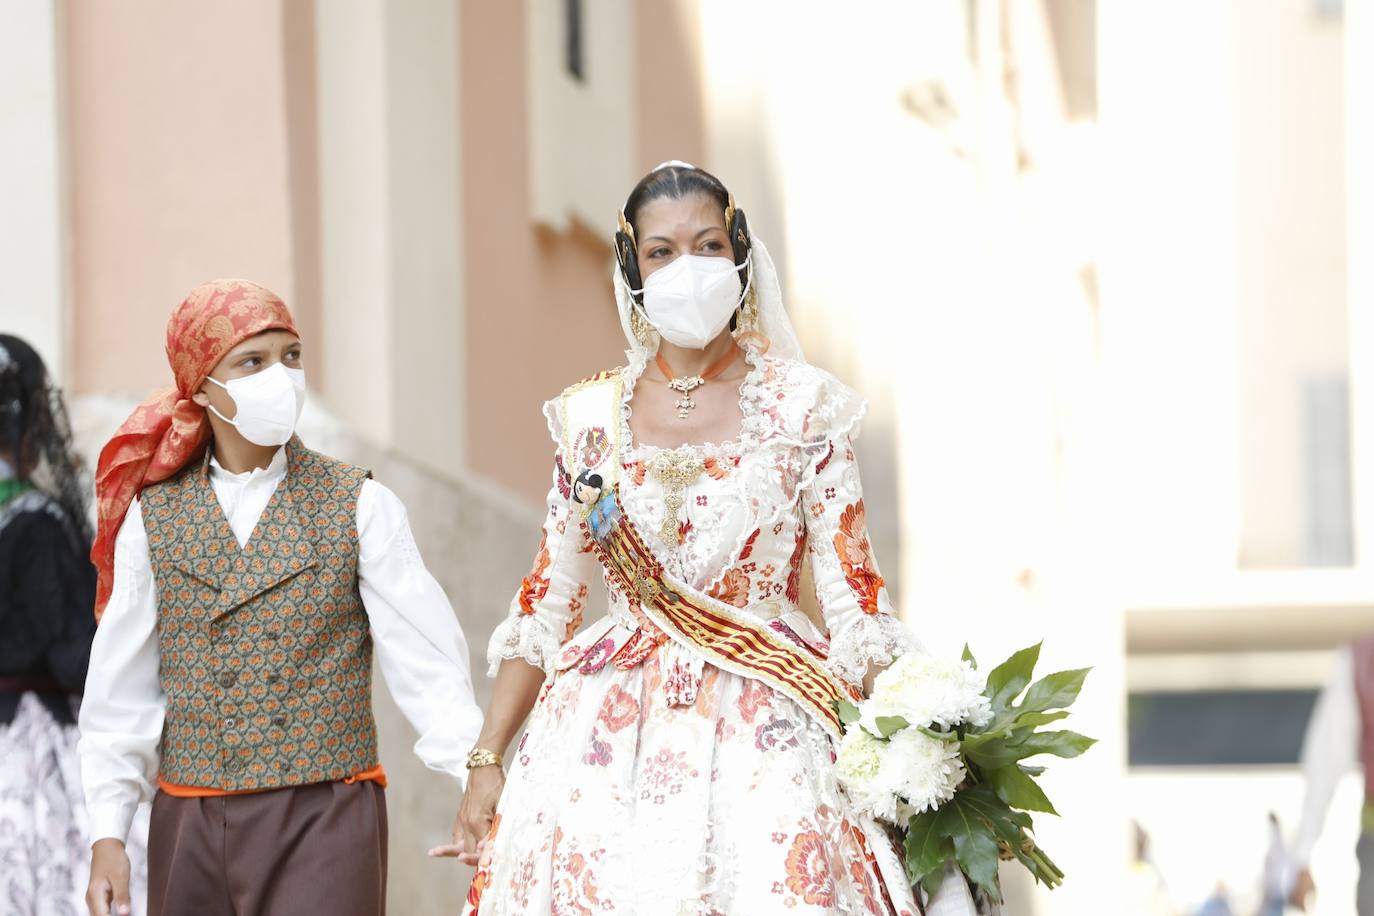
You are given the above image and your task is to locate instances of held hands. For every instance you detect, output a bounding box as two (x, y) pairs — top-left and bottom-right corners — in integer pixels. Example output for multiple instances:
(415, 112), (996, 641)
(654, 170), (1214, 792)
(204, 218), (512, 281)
(86, 838), (132, 916)
(1288, 866), (1315, 912)
(429, 764), (505, 866)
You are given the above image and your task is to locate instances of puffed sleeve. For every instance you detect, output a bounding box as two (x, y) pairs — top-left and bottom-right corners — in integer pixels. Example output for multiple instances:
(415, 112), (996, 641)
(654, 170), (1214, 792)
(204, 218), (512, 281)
(796, 375), (916, 685)
(485, 399), (600, 677)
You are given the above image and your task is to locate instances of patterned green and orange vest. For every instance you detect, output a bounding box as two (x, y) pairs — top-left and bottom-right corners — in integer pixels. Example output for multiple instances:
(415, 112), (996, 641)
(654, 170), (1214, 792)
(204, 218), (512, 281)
(141, 436), (379, 791)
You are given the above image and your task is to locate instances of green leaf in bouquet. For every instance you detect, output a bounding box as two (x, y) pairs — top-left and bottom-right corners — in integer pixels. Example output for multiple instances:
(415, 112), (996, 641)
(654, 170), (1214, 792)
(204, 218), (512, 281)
(987, 763), (1059, 815)
(954, 788), (1067, 890)
(920, 867), (947, 900)
(983, 642), (1042, 712)
(1020, 764), (1047, 777)
(1019, 667), (1091, 715)
(925, 787), (1025, 903)
(962, 643), (978, 669)
(958, 730), (999, 751)
(968, 712), (1019, 741)
(953, 786), (1034, 837)
(873, 715), (910, 738)
(935, 801), (1004, 904)
(963, 737), (1033, 771)
(904, 787), (1070, 902)
(918, 726), (960, 743)
(1009, 710), (1071, 729)
(969, 710), (1075, 749)
(836, 699), (862, 727)
(1006, 730), (1097, 760)
(904, 811), (956, 887)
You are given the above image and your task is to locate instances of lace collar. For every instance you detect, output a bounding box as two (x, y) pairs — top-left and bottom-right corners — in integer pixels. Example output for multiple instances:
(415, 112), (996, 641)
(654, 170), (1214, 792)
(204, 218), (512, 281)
(619, 348), (767, 462)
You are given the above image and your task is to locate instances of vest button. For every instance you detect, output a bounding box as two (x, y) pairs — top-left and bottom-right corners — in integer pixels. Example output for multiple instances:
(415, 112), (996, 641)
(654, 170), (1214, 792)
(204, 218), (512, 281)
(219, 673), (236, 688)
(225, 759), (240, 772)
(225, 718), (237, 729)
(272, 715), (287, 727)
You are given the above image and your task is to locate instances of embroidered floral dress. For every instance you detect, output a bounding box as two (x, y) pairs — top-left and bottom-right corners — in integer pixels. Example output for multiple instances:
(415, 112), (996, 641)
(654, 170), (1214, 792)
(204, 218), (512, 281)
(471, 352), (919, 916)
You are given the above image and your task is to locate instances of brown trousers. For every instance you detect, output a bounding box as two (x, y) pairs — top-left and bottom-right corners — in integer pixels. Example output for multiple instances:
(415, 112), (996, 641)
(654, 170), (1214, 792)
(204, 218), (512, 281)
(147, 781), (387, 916)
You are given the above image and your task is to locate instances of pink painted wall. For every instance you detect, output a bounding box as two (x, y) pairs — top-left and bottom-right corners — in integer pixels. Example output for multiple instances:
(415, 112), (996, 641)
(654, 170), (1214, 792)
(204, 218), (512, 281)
(459, 1), (706, 500)
(64, 0), (706, 504)
(634, 1), (706, 170)
(459, 1), (621, 498)
(66, 0), (316, 398)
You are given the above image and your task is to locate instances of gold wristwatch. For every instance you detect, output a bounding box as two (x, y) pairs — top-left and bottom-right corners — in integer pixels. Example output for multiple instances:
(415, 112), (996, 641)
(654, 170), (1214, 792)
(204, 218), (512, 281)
(466, 747), (503, 770)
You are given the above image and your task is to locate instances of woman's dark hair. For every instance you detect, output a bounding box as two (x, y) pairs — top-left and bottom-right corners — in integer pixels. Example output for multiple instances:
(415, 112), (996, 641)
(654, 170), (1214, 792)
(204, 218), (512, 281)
(0, 334), (93, 545)
(621, 164), (746, 328)
(622, 164), (730, 235)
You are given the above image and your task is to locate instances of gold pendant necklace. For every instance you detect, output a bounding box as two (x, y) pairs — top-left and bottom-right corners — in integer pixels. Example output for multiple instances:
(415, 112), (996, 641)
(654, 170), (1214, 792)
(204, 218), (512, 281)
(667, 376), (705, 420)
(655, 350), (739, 422)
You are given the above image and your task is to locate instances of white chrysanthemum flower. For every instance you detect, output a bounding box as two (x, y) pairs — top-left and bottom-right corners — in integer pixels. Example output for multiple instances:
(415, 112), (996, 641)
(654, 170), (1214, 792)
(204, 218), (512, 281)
(881, 728), (965, 815)
(836, 724), (967, 824)
(835, 726), (902, 823)
(860, 652), (992, 734)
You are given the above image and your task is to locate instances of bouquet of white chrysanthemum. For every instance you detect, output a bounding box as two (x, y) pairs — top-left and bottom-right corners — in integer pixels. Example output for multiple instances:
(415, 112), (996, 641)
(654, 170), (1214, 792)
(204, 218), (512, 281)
(834, 643), (1093, 907)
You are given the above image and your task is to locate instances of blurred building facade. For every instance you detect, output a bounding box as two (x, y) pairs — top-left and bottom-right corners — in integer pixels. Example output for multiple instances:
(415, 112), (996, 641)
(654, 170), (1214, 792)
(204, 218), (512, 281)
(1111, 1), (1373, 913)
(3, 1), (1371, 914)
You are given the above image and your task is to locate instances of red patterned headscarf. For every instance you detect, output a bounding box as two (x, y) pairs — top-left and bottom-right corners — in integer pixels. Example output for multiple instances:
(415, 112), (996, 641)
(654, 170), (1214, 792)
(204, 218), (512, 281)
(91, 279), (298, 620)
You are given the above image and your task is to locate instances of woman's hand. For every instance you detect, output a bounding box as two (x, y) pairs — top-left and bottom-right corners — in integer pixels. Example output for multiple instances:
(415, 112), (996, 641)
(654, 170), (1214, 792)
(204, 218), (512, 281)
(429, 765), (505, 865)
(428, 659), (546, 863)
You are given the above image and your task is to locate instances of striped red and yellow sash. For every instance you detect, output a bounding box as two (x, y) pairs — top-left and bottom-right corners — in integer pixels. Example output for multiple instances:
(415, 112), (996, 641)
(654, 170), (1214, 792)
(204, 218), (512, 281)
(582, 487), (846, 739)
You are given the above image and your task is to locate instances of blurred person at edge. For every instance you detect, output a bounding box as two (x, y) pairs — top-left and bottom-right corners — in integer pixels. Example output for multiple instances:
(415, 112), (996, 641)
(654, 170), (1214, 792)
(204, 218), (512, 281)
(1258, 813), (1288, 916)
(1195, 884), (1235, 916)
(1289, 635), (1374, 912)
(1128, 821), (1177, 916)
(0, 335), (149, 914)
(77, 281), (484, 916)
(435, 162), (983, 915)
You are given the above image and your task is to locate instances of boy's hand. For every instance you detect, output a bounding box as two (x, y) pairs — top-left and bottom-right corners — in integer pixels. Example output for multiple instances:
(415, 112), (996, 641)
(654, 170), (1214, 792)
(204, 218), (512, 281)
(429, 765), (504, 865)
(86, 837), (132, 916)
(1289, 866), (1315, 911)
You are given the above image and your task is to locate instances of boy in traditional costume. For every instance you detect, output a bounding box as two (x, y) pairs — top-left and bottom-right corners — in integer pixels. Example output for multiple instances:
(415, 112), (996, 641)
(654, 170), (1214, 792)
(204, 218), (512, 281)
(80, 280), (483, 916)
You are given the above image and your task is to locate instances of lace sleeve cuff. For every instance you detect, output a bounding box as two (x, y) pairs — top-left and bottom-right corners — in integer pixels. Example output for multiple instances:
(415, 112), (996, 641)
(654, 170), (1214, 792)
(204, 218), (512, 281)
(827, 613), (917, 685)
(486, 613), (561, 678)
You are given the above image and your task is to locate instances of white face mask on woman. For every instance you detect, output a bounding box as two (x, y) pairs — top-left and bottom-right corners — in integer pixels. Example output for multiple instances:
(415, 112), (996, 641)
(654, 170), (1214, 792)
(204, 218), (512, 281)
(635, 254), (752, 350)
(204, 362), (306, 447)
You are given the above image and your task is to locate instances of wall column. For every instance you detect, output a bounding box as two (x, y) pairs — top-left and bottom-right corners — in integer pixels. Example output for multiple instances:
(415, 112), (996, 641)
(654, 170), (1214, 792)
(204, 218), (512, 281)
(315, 0), (465, 472)
(0, 0), (68, 380)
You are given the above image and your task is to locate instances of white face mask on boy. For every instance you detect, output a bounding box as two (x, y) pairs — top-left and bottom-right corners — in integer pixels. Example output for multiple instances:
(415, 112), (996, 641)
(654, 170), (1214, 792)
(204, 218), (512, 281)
(634, 254), (751, 350)
(204, 363), (306, 447)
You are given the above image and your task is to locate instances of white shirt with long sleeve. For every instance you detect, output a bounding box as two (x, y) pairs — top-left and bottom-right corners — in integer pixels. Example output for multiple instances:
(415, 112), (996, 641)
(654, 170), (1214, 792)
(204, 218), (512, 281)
(77, 447), (484, 844)
(1293, 645), (1360, 864)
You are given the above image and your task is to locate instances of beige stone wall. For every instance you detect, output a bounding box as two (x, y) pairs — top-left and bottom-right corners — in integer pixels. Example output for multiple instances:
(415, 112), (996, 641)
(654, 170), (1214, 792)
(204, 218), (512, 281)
(1233, 0), (1350, 568)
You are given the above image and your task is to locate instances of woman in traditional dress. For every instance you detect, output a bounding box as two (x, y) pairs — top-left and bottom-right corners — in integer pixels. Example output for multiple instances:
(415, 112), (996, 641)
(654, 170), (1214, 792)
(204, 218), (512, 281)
(441, 163), (978, 914)
(0, 335), (144, 915)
